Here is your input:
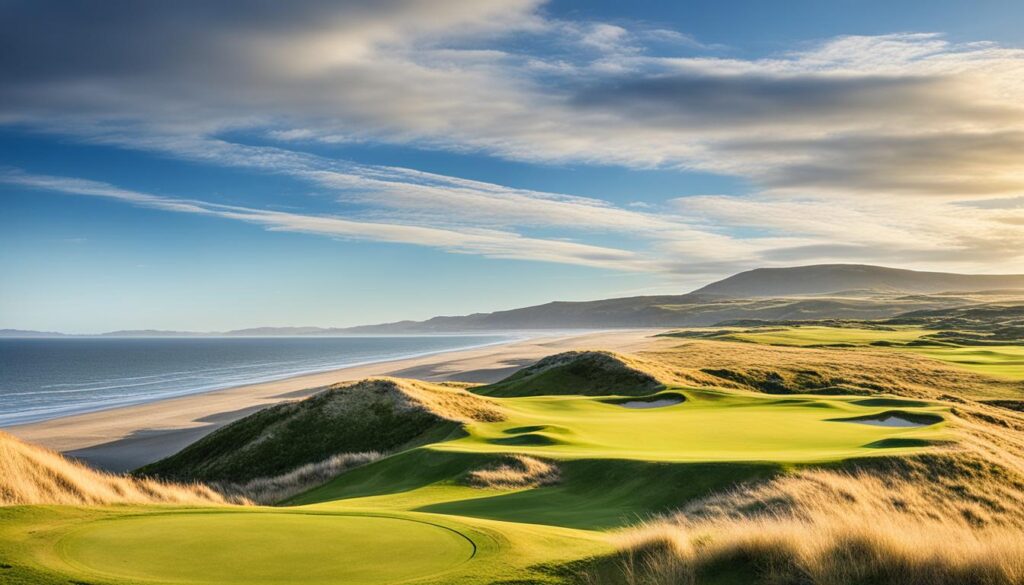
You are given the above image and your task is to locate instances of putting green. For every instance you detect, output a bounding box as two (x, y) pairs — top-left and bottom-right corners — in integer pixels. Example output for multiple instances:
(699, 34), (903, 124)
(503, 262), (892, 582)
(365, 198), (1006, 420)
(57, 511), (475, 585)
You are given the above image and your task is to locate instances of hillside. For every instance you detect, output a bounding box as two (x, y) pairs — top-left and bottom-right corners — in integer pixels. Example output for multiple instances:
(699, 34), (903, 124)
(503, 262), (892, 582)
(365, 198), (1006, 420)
(342, 292), (975, 333)
(694, 264), (1024, 297)
(6, 265), (1024, 336)
(0, 430), (230, 506)
(476, 350), (669, 397)
(138, 378), (503, 483)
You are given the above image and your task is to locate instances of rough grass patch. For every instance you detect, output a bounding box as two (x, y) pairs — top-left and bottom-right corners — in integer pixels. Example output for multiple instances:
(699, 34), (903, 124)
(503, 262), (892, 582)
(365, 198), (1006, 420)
(464, 455), (560, 489)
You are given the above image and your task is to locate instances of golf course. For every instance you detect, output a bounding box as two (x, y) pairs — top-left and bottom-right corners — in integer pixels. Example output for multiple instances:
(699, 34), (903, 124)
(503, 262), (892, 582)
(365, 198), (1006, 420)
(0, 342), (962, 585)
(677, 324), (1024, 381)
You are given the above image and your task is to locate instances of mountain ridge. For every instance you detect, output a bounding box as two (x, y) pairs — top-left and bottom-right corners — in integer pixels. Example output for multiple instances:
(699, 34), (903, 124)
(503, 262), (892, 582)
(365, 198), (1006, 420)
(4, 265), (1023, 336)
(694, 264), (1024, 297)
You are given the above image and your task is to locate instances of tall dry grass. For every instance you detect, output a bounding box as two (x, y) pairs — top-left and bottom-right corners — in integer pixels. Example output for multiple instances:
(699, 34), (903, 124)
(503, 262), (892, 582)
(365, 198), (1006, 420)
(214, 451), (383, 504)
(0, 431), (238, 506)
(465, 455), (560, 489)
(612, 513), (1024, 585)
(602, 459), (1024, 585)
(594, 432), (1024, 584)
(589, 342), (1024, 585)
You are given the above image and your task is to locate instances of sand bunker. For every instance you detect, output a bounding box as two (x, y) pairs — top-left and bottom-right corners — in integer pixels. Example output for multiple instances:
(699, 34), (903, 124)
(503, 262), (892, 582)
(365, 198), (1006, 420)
(830, 410), (943, 428)
(613, 395), (686, 409)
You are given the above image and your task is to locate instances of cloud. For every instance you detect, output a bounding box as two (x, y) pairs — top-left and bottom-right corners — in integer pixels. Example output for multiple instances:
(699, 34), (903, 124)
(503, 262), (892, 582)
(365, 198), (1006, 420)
(2, 3), (1023, 280)
(718, 131), (1024, 197)
(0, 169), (651, 271)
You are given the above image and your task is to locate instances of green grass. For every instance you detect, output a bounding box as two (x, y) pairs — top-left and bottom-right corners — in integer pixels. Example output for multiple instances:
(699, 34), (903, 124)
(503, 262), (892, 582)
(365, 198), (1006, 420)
(0, 381), (954, 584)
(58, 511), (474, 585)
(0, 505), (606, 585)
(718, 325), (1024, 380)
(905, 346), (1024, 380)
(138, 381), (460, 482)
(291, 448), (781, 530)
(434, 390), (949, 463)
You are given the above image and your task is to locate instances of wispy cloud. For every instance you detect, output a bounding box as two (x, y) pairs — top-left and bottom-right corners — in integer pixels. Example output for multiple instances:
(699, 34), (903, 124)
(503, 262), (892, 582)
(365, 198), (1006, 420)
(2, 1), (1023, 279)
(0, 169), (651, 271)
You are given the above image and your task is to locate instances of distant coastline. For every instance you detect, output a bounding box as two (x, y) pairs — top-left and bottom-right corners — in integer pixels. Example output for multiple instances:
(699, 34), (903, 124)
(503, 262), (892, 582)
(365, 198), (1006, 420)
(0, 334), (524, 427)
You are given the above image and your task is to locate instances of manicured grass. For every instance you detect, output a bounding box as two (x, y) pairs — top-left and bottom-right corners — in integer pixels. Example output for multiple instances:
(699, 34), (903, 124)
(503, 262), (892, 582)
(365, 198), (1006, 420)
(1, 505), (607, 585)
(722, 326), (1024, 380)
(293, 448), (781, 529)
(58, 511), (474, 585)
(434, 390), (949, 463)
(906, 346), (1024, 380)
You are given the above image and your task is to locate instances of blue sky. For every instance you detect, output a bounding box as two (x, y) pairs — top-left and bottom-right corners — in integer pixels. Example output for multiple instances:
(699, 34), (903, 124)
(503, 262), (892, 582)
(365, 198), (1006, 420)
(2, 0), (1023, 332)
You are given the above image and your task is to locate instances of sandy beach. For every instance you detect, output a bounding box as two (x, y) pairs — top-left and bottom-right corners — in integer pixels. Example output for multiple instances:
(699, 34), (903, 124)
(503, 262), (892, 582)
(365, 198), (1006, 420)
(4, 329), (661, 472)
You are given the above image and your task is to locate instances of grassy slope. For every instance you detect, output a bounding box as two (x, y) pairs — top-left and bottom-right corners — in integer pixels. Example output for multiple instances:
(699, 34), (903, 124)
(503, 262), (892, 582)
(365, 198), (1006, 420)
(431, 390), (948, 462)
(138, 378), (491, 482)
(475, 350), (665, 398)
(719, 325), (1024, 380)
(1, 345), (1005, 585)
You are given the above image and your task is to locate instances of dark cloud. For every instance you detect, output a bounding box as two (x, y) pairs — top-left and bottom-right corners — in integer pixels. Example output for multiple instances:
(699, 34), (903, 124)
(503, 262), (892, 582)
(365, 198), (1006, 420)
(568, 71), (1006, 129)
(0, 0), (354, 79)
(722, 131), (1024, 196)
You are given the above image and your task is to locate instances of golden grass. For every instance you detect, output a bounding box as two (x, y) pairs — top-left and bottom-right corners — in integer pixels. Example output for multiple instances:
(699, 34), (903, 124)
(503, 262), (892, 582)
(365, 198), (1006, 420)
(386, 377), (506, 423)
(591, 341), (1024, 585)
(611, 511), (1024, 585)
(323, 377), (506, 423)
(0, 431), (238, 506)
(464, 455), (560, 489)
(640, 338), (1024, 399)
(214, 452), (384, 505)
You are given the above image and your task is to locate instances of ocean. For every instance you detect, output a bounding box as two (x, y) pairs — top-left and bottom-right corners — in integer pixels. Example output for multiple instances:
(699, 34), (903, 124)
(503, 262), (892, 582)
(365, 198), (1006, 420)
(0, 335), (514, 426)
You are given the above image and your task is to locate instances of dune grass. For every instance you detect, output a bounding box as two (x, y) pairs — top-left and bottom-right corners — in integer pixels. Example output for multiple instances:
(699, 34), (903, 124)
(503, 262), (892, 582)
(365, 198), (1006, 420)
(139, 378), (496, 482)
(590, 458), (1024, 585)
(0, 431), (233, 507)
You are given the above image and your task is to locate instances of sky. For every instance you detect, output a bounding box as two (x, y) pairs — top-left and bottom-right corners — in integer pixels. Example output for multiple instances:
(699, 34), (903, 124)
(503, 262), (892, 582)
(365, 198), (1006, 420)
(2, 0), (1024, 333)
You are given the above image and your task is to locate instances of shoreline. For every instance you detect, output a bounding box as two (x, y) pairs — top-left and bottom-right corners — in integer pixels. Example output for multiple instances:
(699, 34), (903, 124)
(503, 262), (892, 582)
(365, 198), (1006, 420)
(0, 333), (525, 427)
(4, 329), (662, 472)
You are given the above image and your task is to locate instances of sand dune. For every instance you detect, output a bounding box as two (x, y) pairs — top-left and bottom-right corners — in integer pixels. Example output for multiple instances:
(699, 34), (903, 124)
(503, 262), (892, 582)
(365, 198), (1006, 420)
(4, 330), (659, 471)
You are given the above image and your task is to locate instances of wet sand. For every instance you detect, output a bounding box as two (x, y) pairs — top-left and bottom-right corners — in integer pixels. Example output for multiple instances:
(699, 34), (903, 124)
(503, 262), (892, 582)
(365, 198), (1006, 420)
(4, 329), (661, 471)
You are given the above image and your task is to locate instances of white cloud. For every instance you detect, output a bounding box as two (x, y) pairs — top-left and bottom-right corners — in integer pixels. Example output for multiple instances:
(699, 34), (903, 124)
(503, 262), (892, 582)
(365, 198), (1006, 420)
(0, 169), (652, 272)
(2, 2), (1023, 280)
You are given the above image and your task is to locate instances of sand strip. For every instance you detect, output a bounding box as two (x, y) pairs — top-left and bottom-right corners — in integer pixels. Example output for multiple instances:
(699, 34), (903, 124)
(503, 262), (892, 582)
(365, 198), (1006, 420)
(4, 330), (660, 471)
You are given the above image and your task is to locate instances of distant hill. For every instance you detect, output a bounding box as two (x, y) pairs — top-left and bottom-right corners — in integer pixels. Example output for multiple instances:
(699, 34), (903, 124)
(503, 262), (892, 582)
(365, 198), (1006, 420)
(339, 292), (979, 333)
(0, 328), (69, 338)
(5, 265), (1024, 336)
(693, 264), (1024, 297)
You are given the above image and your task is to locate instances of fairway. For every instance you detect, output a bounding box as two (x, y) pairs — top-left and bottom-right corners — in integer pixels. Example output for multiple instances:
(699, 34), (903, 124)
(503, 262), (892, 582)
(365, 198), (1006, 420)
(906, 346), (1024, 380)
(432, 390), (949, 462)
(56, 512), (475, 585)
(710, 326), (1024, 380)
